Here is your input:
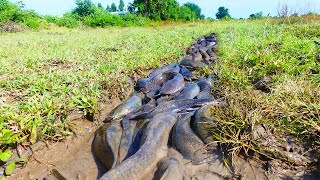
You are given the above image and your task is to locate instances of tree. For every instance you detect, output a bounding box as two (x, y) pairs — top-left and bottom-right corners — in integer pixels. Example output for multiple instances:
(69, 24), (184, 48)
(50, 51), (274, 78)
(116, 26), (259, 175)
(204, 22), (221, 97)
(249, 12), (263, 19)
(132, 0), (181, 20)
(127, 3), (135, 13)
(164, 0), (180, 20)
(183, 2), (204, 20)
(179, 5), (196, 21)
(119, 0), (125, 11)
(97, 3), (103, 9)
(216, 6), (231, 19)
(106, 5), (111, 12)
(0, 0), (19, 22)
(111, 2), (117, 12)
(72, 0), (96, 17)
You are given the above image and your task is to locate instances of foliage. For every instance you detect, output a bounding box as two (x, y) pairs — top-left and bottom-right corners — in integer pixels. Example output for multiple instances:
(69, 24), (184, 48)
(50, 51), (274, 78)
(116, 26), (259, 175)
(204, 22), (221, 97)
(0, 0), (42, 29)
(0, 0), (206, 28)
(106, 5), (111, 12)
(97, 3), (103, 9)
(179, 6), (196, 21)
(249, 12), (263, 19)
(111, 2), (117, 12)
(0, 0), (18, 22)
(132, 0), (200, 21)
(216, 6), (231, 19)
(127, 3), (135, 13)
(83, 9), (122, 27)
(119, 0), (125, 11)
(72, 0), (96, 17)
(56, 13), (81, 28)
(183, 2), (204, 20)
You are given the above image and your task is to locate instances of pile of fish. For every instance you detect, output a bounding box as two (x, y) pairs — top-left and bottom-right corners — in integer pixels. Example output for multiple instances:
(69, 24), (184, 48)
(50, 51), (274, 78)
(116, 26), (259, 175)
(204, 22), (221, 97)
(93, 33), (232, 180)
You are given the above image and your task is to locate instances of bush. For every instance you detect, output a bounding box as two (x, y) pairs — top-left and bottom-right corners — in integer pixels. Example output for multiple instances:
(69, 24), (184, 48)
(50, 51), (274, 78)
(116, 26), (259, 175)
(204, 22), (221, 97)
(0, 0), (19, 22)
(83, 10), (123, 27)
(179, 6), (196, 21)
(121, 13), (147, 26)
(12, 10), (42, 29)
(56, 13), (81, 28)
(44, 15), (59, 24)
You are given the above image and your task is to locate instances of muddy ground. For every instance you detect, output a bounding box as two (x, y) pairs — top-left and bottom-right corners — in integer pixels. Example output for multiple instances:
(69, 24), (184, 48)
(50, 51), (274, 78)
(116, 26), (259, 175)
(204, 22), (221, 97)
(9, 99), (122, 180)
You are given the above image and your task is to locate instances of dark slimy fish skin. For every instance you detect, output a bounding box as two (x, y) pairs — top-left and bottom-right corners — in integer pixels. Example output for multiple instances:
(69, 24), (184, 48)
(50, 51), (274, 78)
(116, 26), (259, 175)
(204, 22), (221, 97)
(173, 83), (200, 100)
(145, 98), (221, 119)
(154, 158), (184, 180)
(156, 95), (172, 105)
(125, 99), (156, 120)
(118, 119), (137, 163)
(192, 52), (204, 61)
(93, 122), (122, 171)
(100, 113), (177, 180)
(97, 33), (227, 179)
(192, 106), (214, 144)
(207, 45), (218, 57)
(180, 66), (193, 80)
(135, 78), (149, 91)
(196, 78), (212, 99)
(149, 63), (180, 79)
(104, 95), (142, 122)
(129, 119), (149, 157)
(160, 73), (185, 95)
(180, 56), (206, 69)
(173, 112), (208, 165)
(144, 72), (176, 93)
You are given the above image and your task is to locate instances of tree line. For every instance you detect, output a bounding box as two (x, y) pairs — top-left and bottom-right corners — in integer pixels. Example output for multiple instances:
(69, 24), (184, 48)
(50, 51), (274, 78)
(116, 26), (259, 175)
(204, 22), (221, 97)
(0, 0), (207, 28)
(1, 0), (317, 29)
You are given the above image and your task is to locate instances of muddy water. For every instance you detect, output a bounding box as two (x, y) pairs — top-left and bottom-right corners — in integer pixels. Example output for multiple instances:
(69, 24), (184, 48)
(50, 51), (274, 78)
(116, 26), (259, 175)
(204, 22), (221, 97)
(10, 100), (122, 180)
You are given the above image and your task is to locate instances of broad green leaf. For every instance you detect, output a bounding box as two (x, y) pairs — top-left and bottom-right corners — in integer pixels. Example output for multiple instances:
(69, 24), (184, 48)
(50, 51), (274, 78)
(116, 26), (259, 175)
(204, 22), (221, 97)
(0, 149), (12, 162)
(5, 161), (16, 175)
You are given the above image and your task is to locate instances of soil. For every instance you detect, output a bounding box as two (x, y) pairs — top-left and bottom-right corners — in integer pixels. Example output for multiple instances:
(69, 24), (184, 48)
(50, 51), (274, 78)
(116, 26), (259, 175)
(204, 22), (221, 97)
(9, 99), (123, 180)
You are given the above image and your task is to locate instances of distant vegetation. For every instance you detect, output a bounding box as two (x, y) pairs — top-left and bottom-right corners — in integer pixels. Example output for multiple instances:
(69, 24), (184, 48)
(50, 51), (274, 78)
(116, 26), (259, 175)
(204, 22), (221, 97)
(0, 0), (319, 30)
(0, 0), (205, 29)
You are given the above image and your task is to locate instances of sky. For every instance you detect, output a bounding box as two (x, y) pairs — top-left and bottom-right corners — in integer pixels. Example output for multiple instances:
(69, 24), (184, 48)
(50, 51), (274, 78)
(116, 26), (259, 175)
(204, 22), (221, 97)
(10, 0), (320, 19)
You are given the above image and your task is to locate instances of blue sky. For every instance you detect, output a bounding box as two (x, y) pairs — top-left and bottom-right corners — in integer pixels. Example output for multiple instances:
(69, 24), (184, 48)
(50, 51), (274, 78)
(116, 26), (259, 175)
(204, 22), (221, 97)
(10, 0), (320, 18)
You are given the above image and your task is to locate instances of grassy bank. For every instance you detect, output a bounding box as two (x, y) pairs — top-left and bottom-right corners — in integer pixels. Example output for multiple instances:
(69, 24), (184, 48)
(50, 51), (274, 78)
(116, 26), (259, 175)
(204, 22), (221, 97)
(0, 17), (319, 157)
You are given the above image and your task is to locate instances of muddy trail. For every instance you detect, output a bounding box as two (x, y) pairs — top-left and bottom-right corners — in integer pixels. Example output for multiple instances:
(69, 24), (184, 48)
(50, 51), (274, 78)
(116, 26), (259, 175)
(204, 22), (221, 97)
(9, 33), (320, 180)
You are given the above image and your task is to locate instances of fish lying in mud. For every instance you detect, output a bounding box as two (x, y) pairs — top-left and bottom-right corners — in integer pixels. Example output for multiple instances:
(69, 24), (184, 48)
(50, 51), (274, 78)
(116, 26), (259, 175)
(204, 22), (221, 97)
(143, 98), (226, 119)
(180, 56), (206, 69)
(144, 72), (176, 94)
(153, 158), (184, 180)
(104, 95), (142, 122)
(196, 78), (212, 99)
(173, 112), (208, 164)
(192, 106), (215, 144)
(173, 83), (200, 100)
(160, 73), (185, 95)
(118, 119), (137, 163)
(149, 63), (180, 79)
(180, 66), (193, 80)
(99, 113), (177, 180)
(135, 78), (149, 91)
(93, 122), (122, 171)
(95, 33), (228, 179)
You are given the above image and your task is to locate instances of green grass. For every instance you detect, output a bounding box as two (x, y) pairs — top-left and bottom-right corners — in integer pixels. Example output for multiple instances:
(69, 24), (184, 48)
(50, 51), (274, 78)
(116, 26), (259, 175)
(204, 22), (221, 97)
(0, 16), (319, 163)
